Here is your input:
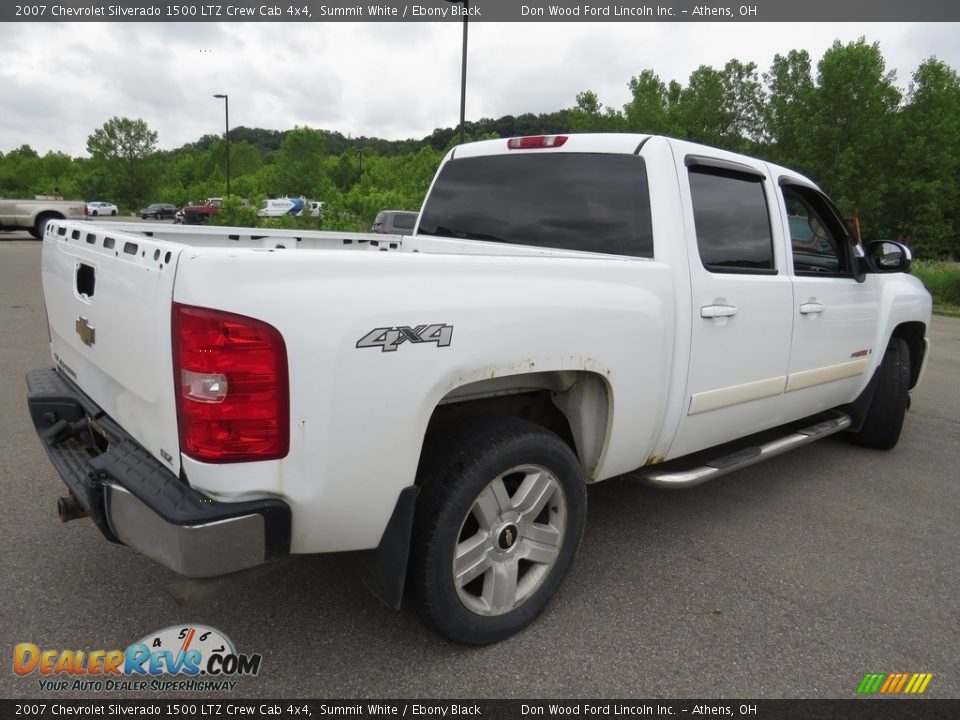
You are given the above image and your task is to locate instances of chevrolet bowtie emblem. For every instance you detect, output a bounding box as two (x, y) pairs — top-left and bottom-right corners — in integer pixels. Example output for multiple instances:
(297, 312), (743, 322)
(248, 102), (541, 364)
(76, 316), (95, 346)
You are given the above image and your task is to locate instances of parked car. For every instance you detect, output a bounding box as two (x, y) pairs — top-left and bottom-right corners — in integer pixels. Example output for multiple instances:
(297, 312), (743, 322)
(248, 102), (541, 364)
(372, 210), (418, 235)
(86, 201), (118, 217)
(27, 133), (932, 646)
(140, 203), (178, 220)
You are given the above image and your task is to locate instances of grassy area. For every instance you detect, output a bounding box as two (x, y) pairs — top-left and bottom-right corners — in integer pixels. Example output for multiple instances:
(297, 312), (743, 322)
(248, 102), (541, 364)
(912, 261), (960, 316)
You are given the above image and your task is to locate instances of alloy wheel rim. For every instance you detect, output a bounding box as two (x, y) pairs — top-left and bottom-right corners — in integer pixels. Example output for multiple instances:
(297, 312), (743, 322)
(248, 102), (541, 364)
(452, 464), (567, 617)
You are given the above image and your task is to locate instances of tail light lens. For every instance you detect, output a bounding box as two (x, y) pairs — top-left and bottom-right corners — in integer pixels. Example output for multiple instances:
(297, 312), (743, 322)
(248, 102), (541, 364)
(173, 303), (289, 463)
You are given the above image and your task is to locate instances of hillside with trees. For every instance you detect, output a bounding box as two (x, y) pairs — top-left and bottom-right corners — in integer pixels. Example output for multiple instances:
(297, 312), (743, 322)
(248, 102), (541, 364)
(1, 38), (957, 258)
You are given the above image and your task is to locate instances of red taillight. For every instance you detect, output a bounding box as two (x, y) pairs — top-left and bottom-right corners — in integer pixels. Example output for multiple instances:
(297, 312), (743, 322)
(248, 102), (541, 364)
(507, 135), (568, 150)
(173, 303), (289, 463)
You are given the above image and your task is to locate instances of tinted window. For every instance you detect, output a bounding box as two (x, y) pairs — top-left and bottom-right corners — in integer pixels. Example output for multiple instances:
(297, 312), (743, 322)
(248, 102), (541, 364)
(392, 213), (416, 230)
(782, 184), (848, 275)
(418, 153), (653, 258)
(688, 166), (774, 273)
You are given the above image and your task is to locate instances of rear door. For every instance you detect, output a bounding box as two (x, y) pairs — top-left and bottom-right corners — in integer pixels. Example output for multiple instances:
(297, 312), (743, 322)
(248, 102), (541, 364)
(669, 153), (794, 458)
(41, 221), (185, 475)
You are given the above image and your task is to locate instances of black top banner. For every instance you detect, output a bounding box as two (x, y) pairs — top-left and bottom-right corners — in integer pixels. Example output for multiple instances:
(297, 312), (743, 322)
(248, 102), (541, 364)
(3, 0), (959, 22)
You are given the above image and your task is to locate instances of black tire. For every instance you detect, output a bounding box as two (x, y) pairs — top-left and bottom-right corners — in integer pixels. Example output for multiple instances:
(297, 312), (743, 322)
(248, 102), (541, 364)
(90, 210), (98, 216)
(409, 417), (586, 645)
(850, 337), (910, 450)
(31, 214), (55, 239)
(110, 210), (117, 216)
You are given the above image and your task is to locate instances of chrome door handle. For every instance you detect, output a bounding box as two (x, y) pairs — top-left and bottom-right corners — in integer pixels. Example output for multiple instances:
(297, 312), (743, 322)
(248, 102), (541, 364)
(700, 304), (738, 319)
(799, 302), (825, 315)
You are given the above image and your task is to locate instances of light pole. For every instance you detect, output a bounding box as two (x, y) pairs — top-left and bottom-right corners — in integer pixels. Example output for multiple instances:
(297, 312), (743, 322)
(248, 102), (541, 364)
(213, 94), (231, 197)
(444, 0), (469, 144)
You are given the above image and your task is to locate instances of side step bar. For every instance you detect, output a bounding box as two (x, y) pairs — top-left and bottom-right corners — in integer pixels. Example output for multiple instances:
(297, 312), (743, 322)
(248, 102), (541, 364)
(640, 412), (852, 489)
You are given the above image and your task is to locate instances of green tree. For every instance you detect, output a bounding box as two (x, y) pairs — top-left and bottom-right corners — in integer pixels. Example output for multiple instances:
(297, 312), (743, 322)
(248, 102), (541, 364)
(270, 126), (331, 198)
(763, 49), (817, 168)
(569, 91), (625, 132)
(807, 39), (901, 237)
(0, 145), (43, 196)
(623, 70), (671, 134)
(671, 61), (764, 152)
(86, 117), (158, 209)
(894, 58), (960, 257)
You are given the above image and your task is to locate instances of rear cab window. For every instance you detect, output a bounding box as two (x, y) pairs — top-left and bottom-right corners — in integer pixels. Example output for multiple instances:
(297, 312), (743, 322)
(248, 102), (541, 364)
(418, 153), (654, 258)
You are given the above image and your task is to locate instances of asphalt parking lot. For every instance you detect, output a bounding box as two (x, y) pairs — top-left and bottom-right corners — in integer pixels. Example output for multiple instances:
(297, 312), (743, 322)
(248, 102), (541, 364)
(1, 231), (957, 700)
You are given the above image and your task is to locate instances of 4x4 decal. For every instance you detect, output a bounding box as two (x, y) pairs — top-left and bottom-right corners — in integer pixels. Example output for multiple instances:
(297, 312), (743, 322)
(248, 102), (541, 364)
(356, 324), (453, 352)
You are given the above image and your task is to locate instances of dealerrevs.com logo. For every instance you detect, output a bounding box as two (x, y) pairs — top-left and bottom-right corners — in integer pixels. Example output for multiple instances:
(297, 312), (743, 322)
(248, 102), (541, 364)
(14, 625), (261, 692)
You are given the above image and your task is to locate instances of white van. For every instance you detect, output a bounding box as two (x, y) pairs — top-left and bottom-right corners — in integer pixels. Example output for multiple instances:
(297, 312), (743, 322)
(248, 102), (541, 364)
(258, 198), (323, 218)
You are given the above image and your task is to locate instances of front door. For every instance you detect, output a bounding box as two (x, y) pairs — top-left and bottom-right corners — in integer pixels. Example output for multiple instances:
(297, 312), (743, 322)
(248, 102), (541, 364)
(779, 182), (879, 417)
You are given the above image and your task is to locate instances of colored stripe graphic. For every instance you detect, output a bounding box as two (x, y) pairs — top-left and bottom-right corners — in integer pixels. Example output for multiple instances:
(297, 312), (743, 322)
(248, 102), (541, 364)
(857, 672), (932, 694)
(857, 673), (886, 693)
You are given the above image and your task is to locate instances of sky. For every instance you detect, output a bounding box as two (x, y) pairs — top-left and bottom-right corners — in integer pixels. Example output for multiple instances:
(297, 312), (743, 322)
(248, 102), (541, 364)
(0, 21), (958, 157)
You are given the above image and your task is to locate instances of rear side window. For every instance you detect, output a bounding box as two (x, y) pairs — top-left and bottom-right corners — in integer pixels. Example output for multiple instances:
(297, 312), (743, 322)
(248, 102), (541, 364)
(688, 166), (775, 273)
(418, 153), (653, 258)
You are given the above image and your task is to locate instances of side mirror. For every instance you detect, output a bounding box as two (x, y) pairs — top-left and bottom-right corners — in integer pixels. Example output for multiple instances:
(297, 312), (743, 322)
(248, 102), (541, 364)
(866, 240), (911, 273)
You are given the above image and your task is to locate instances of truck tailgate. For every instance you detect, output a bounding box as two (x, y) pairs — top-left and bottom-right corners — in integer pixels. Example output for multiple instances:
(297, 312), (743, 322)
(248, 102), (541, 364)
(41, 221), (184, 476)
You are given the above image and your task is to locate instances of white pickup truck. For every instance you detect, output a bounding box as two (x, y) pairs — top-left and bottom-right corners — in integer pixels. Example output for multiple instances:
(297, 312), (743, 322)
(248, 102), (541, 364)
(27, 134), (931, 645)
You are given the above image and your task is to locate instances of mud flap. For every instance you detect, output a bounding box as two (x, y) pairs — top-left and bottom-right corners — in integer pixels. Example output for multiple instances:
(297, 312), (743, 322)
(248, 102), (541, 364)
(358, 485), (419, 610)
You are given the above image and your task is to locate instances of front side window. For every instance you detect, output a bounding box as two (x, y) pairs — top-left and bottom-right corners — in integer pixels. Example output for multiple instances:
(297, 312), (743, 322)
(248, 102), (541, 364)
(418, 153), (653, 258)
(781, 184), (849, 275)
(688, 166), (775, 273)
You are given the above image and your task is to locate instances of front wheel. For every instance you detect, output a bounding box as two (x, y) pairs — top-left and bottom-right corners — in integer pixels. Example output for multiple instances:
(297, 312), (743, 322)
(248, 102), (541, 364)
(849, 337), (910, 450)
(409, 418), (586, 645)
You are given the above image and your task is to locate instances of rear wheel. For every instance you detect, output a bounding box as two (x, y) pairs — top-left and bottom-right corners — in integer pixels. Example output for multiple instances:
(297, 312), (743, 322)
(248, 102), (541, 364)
(849, 337), (910, 450)
(409, 418), (586, 645)
(110, 209), (117, 216)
